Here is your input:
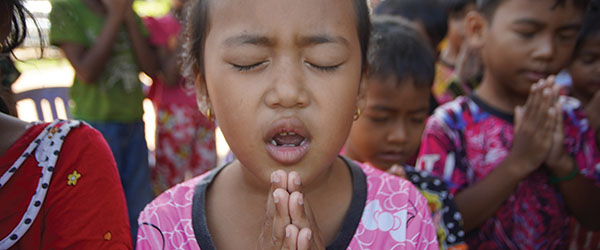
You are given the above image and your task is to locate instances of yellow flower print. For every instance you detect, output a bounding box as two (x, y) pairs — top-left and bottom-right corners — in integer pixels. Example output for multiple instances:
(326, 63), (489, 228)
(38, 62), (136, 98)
(67, 170), (81, 186)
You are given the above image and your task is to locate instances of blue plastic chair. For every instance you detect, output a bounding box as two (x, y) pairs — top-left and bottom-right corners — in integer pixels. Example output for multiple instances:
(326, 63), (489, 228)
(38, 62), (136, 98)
(15, 87), (71, 121)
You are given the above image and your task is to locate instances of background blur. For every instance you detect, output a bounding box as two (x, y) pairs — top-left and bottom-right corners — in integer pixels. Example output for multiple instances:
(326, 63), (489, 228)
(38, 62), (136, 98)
(11, 0), (230, 163)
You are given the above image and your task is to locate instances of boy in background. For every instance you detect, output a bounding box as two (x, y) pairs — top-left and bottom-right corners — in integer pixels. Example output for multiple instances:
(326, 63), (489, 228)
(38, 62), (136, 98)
(417, 0), (600, 248)
(345, 16), (467, 250)
(434, 0), (483, 105)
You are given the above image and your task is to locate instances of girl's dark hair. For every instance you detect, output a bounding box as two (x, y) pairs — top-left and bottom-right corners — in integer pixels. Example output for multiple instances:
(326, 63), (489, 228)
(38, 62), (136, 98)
(374, 0), (448, 49)
(573, 0), (600, 57)
(1, 0), (40, 115)
(368, 15), (436, 88)
(477, 0), (590, 20)
(182, 0), (371, 80)
(1, 0), (40, 54)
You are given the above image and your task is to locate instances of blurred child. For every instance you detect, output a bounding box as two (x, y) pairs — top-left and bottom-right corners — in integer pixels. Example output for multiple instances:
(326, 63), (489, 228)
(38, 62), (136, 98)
(143, 0), (217, 195)
(566, 1), (600, 248)
(417, 0), (600, 248)
(344, 16), (467, 250)
(1, 1), (131, 248)
(434, 0), (483, 105)
(137, 0), (439, 249)
(49, 0), (157, 243)
(374, 0), (448, 53)
(373, 0), (449, 114)
(568, 0), (600, 143)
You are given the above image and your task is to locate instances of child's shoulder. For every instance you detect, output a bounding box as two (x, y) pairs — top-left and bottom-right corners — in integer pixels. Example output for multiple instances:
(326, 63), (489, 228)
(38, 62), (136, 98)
(358, 162), (430, 210)
(353, 162), (438, 248)
(137, 171), (213, 228)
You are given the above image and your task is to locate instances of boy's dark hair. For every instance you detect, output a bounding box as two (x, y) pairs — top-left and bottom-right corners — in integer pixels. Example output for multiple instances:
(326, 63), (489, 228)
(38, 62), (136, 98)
(477, 0), (590, 20)
(373, 0), (448, 49)
(183, 0), (371, 79)
(368, 16), (436, 88)
(573, 0), (600, 57)
(446, 0), (476, 16)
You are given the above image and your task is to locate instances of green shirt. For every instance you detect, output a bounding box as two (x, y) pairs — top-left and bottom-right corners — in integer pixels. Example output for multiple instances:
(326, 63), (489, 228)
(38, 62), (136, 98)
(49, 0), (147, 122)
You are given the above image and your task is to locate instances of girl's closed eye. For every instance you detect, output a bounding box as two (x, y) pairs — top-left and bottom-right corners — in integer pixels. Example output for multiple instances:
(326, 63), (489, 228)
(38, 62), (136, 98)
(305, 61), (342, 73)
(224, 48), (270, 72)
(232, 61), (269, 72)
(304, 45), (349, 73)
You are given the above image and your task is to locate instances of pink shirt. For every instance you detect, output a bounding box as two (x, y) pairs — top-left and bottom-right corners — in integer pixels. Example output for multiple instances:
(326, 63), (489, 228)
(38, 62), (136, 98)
(137, 157), (438, 249)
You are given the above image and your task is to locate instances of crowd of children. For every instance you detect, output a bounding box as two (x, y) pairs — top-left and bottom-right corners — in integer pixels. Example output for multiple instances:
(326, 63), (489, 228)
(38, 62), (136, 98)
(1, 0), (599, 249)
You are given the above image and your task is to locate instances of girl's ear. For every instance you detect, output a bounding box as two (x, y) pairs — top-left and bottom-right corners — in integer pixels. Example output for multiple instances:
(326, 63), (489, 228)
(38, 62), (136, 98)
(465, 10), (487, 50)
(194, 74), (211, 118)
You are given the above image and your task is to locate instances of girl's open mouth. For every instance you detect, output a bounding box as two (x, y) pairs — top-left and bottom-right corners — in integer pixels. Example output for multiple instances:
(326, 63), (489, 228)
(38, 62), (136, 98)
(264, 118), (311, 165)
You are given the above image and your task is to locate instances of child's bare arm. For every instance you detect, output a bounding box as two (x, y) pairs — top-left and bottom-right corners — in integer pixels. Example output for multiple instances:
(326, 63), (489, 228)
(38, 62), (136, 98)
(545, 97), (600, 230)
(157, 40), (183, 87)
(60, 0), (126, 83)
(124, 4), (159, 78)
(547, 156), (600, 230)
(455, 79), (557, 232)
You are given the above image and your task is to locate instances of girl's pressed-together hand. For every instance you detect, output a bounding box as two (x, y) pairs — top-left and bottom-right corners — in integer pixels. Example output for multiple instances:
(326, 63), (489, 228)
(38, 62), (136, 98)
(258, 171), (325, 250)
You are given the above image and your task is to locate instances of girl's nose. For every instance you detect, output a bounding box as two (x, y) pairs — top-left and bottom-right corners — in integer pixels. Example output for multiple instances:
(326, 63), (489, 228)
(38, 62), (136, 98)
(264, 60), (310, 109)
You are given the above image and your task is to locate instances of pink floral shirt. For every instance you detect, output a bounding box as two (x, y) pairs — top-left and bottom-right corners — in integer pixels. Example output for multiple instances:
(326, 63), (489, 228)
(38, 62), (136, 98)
(137, 157), (438, 249)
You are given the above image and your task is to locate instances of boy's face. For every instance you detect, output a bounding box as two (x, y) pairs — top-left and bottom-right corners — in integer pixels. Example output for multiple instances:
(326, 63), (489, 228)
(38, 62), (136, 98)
(569, 33), (600, 99)
(346, 77), (430, 170)
(200, 0), (364, 185)
(474, 0), (583, 96)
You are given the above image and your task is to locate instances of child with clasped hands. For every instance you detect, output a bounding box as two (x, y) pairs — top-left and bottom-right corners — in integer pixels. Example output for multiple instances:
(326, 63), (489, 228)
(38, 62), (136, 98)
(136, 0), (438, 249)
(417, 0), (600, 248)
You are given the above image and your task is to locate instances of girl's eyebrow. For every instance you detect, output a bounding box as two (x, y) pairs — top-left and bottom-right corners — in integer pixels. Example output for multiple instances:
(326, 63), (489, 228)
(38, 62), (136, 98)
(223, 34), (349, 48)
(224, 35), (274, 47)
(297, 34), (349, 47)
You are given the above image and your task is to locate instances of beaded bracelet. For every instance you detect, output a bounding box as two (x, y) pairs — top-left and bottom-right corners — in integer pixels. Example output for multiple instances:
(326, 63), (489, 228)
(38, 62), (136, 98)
(549, 158), (579, 184)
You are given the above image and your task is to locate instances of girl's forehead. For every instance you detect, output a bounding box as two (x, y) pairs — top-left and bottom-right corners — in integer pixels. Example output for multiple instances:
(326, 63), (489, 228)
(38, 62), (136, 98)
(206, 0), (359, 42)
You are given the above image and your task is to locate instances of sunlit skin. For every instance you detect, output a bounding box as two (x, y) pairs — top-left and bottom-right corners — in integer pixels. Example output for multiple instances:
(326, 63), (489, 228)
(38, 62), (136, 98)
(194, 0), (366, 248)
(569, 33), (600, 106)
(346, 77), (430, 170)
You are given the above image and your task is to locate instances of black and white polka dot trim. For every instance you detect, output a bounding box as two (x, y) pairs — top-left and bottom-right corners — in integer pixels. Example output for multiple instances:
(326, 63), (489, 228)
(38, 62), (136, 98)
(0, 120), (81, 249)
